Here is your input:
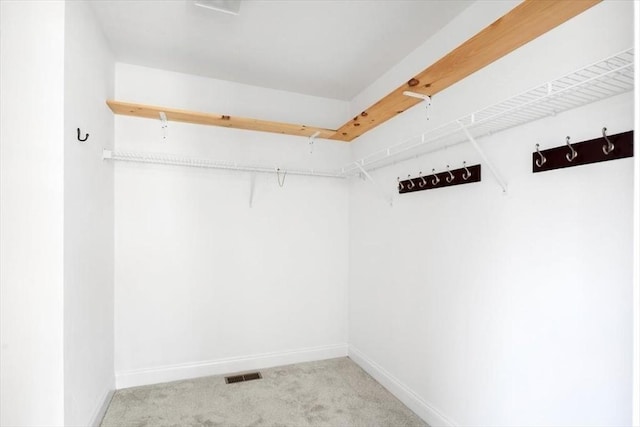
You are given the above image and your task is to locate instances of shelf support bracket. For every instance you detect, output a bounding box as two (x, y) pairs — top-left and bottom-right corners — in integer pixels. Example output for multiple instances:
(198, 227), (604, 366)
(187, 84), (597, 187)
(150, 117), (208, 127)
(159, 111), (168, 141)
(353, 162), (393, 207)
(403, 91), (431, 120)
(457, 120), (507, 193)
(309, 131), (320, 154)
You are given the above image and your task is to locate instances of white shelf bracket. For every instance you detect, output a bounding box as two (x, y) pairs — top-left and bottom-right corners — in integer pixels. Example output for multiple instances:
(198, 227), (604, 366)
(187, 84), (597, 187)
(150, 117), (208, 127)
(159, 112), (168, 141)
(457, 120), (508, 194)
(354, 162), (393, 207)
(309, 131), (320, 154)
(403, 91), (432, 120)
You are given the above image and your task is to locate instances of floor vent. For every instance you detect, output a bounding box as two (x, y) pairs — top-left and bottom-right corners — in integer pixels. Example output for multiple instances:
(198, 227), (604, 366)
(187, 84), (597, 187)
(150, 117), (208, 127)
(225, 372), (262, 384)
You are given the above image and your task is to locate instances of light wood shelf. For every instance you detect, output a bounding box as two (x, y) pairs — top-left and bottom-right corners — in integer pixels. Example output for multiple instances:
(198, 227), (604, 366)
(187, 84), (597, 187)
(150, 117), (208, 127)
(106, 100), (338, 140)
(330, 0), (601, 142)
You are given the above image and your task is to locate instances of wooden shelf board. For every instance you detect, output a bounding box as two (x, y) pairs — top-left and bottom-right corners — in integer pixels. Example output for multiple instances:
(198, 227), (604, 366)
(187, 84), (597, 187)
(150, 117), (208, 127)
(106, 100), (338, 140)
(330, 0), (601, 142)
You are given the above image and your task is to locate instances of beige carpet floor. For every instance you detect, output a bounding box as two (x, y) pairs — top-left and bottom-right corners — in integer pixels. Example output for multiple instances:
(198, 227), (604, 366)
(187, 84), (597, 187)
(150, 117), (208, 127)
(101, 357), (427, 427)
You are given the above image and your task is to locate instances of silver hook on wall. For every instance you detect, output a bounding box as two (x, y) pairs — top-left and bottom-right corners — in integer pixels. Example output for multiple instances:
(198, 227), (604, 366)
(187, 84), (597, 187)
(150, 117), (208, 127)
(462, 161), (471, 180)
(418, 172), (427, 188)
(431, 168), (440, 186)
(276, 168), (287, 187)
(446, 165), (454, 183)
(535, 143), (547, 167)
(406, 175), (415, 190)
(565, 136), (578, 162)
(602, 127), (614, 155)
(397, 177), (404, 191)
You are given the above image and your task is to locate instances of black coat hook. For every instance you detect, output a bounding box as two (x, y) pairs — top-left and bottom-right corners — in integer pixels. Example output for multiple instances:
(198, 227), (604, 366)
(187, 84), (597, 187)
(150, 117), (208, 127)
(77, 128), (89, 142)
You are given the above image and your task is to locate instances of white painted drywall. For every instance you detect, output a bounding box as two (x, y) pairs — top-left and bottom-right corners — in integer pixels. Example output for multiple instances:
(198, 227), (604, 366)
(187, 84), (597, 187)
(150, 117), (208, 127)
(63, 1), (115, 425)
(632, 3), (640, 425)
(113, 63), (349, 130)
(349, 0), (518, 117)
(113, 65), (351, 387)
(348, 1), (635, 425)
(0, 1), (66, 425)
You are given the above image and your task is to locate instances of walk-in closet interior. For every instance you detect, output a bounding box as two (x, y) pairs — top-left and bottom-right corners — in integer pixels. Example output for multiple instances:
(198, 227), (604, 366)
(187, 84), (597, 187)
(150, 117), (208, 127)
(1, 0), (638, 426)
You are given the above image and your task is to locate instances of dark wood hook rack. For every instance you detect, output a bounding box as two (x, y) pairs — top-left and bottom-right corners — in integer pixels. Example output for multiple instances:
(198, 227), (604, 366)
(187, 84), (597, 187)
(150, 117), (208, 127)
(398, 163), (481, 194)
(532, 129), (633, 173)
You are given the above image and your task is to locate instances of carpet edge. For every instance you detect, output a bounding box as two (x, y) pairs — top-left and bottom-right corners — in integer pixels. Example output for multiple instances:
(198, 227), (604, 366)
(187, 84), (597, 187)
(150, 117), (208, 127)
(89, 387), (115, 427)
(348, 345), (457, 427)
(115, 343), (348, 389)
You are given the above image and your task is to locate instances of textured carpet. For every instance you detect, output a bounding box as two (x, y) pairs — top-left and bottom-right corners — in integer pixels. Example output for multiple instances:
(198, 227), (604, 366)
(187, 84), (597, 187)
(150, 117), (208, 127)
(101, 357), (427, 427)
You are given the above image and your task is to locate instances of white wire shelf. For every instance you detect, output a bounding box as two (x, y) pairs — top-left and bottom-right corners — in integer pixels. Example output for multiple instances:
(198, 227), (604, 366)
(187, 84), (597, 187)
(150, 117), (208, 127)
(103, 149), (346, 179)
(104, 49), (633, 181)
(341, 48), (634, 176)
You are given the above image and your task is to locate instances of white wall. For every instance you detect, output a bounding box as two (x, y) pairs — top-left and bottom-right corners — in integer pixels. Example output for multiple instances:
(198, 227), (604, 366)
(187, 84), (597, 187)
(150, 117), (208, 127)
(113, 65), (351, 388)
(114, 63), (349, 130)
(634, 3), (640, 424)
(349, 0), (518, 118)
(63, 1), (115, 425)
(0, 1), (66, 425)
(348, 1), (635, 426)
(2, 1), (634, 425)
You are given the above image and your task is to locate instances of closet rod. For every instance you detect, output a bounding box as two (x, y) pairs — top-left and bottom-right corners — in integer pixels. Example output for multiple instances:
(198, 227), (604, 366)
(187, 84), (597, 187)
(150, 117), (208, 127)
(103, 149), (346, 179)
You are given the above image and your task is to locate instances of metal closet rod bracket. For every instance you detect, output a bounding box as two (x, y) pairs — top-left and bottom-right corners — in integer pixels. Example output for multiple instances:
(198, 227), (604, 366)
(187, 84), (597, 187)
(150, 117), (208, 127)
(457, 120), (508, 194)
(354, 161), (394, 207)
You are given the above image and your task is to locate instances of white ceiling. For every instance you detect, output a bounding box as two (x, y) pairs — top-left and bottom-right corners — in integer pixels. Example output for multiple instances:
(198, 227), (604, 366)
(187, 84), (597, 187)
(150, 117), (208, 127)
(90, 0), (473, 101)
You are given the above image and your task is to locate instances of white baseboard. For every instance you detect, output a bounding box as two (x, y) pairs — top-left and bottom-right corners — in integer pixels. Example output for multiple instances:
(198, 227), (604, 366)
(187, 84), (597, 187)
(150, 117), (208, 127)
(348, 345), (457, 427)
(89, 386), (115, 427)
(116, 343), (348, 389)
